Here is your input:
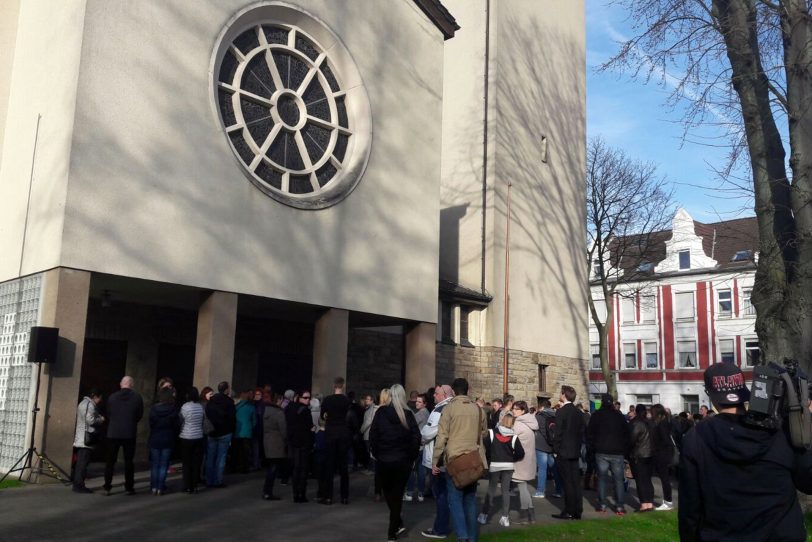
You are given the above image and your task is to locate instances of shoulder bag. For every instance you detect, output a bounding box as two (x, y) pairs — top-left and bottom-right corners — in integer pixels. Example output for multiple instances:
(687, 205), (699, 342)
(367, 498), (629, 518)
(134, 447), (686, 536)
(445, 405), (485, 489)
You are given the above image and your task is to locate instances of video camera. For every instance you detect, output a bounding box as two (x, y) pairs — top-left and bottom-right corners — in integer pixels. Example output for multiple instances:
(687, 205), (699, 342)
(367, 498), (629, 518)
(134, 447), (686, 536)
(745, 359), (812, 449)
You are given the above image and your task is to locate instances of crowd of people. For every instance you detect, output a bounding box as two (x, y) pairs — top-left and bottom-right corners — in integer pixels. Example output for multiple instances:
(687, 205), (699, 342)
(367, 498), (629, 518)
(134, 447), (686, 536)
(71, 374), (696, 541)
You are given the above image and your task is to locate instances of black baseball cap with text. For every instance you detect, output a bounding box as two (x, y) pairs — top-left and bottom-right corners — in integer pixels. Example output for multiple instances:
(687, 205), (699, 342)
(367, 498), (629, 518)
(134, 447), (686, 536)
(704, 362), (750, 407)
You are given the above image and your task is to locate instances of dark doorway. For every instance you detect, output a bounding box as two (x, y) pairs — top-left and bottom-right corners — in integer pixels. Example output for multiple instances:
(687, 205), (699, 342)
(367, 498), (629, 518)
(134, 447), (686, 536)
(156, 343), (195, 404)
(78, 339), (128, 462)
(243, 318), (313, 394)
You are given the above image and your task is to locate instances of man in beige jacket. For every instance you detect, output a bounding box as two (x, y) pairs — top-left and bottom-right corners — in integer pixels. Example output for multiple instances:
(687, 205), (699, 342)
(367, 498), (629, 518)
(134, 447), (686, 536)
(431, 378), (487, 542)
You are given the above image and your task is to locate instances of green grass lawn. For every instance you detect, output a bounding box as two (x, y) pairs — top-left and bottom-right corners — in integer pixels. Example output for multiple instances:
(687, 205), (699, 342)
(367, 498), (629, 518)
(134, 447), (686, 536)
(0, 479), (24, 490)
(479, 512), (812, 542)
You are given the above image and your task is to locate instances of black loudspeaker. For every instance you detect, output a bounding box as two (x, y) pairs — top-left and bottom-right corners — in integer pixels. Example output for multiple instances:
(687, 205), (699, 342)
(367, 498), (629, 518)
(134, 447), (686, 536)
(28, 326), (59, 364)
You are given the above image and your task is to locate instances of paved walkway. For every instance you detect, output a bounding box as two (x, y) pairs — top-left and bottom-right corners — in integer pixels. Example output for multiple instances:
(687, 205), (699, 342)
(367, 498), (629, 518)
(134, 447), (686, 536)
(0, 465), (678, 542)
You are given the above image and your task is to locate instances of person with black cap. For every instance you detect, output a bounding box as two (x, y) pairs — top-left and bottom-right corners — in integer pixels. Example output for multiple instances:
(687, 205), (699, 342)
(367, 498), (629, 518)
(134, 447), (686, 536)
(679, 362), (812, 541)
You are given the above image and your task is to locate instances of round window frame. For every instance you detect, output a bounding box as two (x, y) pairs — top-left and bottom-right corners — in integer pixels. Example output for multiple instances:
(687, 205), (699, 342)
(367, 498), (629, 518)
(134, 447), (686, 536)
(210, 2), (372, 210)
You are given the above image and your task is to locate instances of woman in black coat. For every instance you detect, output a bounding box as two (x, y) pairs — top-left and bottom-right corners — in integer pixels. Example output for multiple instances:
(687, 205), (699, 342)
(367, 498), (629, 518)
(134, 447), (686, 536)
(370, 384), (421, 542)
(650, 404), (675, 510)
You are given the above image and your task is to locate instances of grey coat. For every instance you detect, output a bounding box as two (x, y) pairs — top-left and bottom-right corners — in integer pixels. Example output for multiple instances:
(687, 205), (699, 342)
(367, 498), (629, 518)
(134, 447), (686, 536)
(73, 397), (104, 449)
(262, 405), (287, 459)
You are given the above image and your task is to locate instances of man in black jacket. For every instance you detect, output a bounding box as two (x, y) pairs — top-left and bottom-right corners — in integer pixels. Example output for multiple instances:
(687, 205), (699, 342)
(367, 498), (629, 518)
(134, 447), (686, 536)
(205, 381), (236, 488)
(679, 362), (812, 541)
(319, 376), (352, 505)
(103, 376), (144, 495)
(586, 394), (630, 514)
(288, 390), (315, 503)
(552, 385), (585, 520)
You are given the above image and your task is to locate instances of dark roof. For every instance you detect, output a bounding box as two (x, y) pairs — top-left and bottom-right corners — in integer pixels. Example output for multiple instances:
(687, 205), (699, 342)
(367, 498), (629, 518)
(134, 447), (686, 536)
(439, 279), (492, 307)
(412, 0), (459, 40)
(603, 216), (759, 281)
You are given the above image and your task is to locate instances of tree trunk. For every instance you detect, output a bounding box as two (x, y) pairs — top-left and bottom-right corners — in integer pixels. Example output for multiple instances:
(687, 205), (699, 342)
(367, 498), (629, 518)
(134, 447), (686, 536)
(588, 293), (617, 399)
(712, 0), (804, 366)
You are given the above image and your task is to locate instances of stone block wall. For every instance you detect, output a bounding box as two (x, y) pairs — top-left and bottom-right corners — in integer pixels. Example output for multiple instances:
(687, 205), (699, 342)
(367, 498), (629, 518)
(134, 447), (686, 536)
(437, 343), (589, 407)
(346, 328), (404, 400)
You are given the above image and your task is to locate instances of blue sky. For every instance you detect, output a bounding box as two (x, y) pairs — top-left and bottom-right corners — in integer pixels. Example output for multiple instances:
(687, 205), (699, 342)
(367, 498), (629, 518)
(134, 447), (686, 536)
(586, 0), (755, 223)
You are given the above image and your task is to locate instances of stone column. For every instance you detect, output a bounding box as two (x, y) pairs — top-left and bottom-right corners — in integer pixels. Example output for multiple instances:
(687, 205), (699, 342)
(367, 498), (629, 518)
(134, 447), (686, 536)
(193, 291), (238, 390)
(312, 308), (348, 397)
(405, 322), (437, 394)
(36, 267), (91, 475)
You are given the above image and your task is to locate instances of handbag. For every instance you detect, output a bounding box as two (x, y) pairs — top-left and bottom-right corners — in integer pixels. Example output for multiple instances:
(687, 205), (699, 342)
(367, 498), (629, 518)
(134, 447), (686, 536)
(83, 402), (101, 447)
(669, 435), (680, 467)
(203, 415), (215, 436)
(445, 406), (485, 489)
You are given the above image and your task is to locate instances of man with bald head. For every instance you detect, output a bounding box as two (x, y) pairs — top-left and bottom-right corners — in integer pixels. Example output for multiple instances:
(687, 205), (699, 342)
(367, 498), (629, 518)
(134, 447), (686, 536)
(103, 375), (144, 495)
(420, 384), (455, 539)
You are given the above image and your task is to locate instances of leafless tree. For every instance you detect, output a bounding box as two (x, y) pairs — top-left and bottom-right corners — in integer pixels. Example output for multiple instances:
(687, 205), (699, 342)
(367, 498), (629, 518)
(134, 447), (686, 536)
(605, 0), (812, 370)
(587, 138), (675, 398)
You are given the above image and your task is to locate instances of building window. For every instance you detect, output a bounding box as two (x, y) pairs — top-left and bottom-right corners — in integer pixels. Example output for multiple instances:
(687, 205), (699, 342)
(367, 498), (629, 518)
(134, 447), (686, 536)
(592, 298), (608, 324)
(717, 289), (732, 317)
(591, 344), (601, 370)
(538, 364), (548, 392)
(743, 288), (756, 316)
(679, 250), (691, 270)
(459, 306), (472, 346)
(624, 343), (637, 369)
(621, 297), (635, 324)
(678, 341), (697, 368)
(637, 262), (654, 274)
(640, 295), (656, 323)
(441, 303), (453, 343)
(731, 250), (753, 262)
(644, 342), (658, 369)
(675, 291), (695, 321)
(213, 12), (371, 209)
(682, 394), (700, 414)
(719, 339), (735, 364)
(592, 259), (603, 279)
(745, 339), (760, 367)
(634, 394), (658, 405)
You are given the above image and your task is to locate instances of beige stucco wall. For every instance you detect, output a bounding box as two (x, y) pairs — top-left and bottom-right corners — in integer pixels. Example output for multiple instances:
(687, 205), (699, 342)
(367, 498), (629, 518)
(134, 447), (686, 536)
(0, 0), (22, 167)
(2, 0), (443, 324)
(0, 0), (88, 281)
(440, 0), (587, 361)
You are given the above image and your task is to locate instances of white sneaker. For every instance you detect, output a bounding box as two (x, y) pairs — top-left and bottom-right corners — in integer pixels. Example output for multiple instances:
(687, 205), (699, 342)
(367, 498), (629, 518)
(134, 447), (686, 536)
(403, 493), (413, 502)
(477, 513), (488, 525)
(417, 492), (425, 502)
(656, 501), (673, 511)
(498, 516), (510, 527)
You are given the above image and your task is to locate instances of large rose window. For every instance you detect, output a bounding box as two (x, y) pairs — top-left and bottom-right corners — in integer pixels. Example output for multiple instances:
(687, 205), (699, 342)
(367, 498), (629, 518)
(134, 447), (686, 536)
(213, 10), (370, 209)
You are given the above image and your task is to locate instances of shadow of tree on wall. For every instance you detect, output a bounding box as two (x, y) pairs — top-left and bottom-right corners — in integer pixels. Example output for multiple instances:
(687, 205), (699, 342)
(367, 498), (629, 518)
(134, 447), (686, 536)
(439, 13), (590, 401)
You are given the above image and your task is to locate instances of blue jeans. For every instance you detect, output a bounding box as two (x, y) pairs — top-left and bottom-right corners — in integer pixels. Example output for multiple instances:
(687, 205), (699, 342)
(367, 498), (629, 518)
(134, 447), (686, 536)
(407, 460), (427, 495)
(206, 433), (232, 487)
(431, 470), (451, 535)
(447, 479), (478, 542)
(535, 450), (562, 495)
(595, 453), (626, 510)
(149, 448), (172, 491)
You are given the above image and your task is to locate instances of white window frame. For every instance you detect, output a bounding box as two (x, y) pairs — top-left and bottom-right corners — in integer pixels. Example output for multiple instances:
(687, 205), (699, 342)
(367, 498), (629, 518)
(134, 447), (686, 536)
(742, 288), (756, 316)
(590, 344), (601, 370)
(675, 291), (695, 321)
(744, 339), (760, 367)
(718, 338), (735, 364)
(640, 295), (656, 324)
(717, 289), (732, 318)
(644, 341), (658, 369)
(678, 340), (698, 369)
(679, 250), (691, 270)
(621, 297), (636, 324)
(624, 342), (637, 370)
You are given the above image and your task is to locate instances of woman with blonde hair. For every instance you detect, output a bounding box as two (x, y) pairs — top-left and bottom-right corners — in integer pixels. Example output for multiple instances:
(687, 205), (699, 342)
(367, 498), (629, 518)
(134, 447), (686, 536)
(370, 384), (421, 541)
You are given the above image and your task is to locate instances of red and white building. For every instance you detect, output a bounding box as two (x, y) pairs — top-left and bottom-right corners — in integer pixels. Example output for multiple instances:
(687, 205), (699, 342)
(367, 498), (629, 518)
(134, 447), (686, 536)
(589, 209), (760, 414)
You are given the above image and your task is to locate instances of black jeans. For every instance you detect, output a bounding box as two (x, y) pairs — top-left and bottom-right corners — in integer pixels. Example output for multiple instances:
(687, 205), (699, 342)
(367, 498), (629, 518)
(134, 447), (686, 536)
(323, 435), (350, 500)
(73, 447), (92, 489)
(630, 456), (655, 504)
(180, 438), (205, 491)
(104, 438), (136, 491)
(558, 457), (583, 516)
(379, 461), (412, 539)
(263, 457), (285, 496)
(653, 452), (673, 502)
(233, 438), (251, 474)
(291, 446), (311, 498)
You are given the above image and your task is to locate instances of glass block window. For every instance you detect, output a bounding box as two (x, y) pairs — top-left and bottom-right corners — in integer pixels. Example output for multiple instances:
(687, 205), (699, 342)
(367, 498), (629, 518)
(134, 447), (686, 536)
(214, 12), (370, 209)
(0, 275), (42, 471)
(718, 289), (732, 317)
